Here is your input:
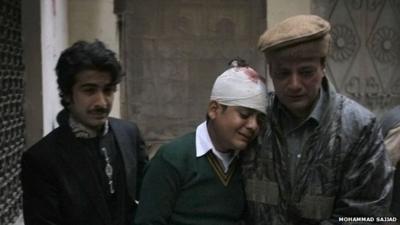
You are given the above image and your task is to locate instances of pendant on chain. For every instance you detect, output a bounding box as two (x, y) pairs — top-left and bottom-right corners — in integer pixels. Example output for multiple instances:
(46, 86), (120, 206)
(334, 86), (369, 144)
(102, 147), (115, 194)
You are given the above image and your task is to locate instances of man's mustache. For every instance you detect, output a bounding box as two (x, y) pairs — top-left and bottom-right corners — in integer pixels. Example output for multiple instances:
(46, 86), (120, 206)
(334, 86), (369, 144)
(89, 107), (110, 114)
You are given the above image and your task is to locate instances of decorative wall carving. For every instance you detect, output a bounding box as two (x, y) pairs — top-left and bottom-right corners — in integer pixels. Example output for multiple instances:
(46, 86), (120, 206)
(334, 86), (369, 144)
(331, 25), (358, 62)
(369, 27), (399, 64)
(313, 0), (400, 115)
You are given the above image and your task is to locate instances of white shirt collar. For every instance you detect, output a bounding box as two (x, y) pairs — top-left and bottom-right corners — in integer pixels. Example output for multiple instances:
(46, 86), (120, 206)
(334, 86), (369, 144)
(196, 121), (214, 157)
(195, 121), (238, 172)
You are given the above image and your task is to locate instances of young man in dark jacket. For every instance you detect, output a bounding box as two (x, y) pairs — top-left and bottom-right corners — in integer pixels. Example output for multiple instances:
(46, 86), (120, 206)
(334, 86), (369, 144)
(21, 40), (148, 225)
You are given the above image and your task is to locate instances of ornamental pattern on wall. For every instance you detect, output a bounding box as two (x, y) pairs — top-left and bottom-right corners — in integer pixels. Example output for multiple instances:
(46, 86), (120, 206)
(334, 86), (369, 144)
(313, 0), (400, 115)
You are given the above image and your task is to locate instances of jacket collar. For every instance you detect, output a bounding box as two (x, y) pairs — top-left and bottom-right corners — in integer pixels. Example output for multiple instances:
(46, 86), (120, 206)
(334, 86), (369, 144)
(57, 110), (139, 202)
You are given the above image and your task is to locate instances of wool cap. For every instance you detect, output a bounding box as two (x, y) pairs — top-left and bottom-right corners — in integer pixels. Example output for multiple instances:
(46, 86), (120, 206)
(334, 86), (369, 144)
(210, 66), (267, 114)
(258, 14), (331, 60)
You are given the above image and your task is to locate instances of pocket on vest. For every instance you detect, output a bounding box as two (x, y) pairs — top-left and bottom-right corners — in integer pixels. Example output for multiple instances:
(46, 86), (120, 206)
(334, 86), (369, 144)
(297, 195), (335, 220)
(244, 179), (279, 205)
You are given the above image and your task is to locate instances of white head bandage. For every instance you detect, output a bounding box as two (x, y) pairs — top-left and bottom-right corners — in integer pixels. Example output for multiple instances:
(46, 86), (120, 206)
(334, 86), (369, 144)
(210, 67), (267, 114)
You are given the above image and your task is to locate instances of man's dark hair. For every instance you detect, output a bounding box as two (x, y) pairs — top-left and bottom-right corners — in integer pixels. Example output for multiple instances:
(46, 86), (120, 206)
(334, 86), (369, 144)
(55, 40), (123, 108)
(228, 57), (248, 67)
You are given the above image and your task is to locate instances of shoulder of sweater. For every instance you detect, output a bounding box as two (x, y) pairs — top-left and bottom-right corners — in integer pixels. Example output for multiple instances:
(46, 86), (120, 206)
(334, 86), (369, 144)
(155, 132), (196, 163)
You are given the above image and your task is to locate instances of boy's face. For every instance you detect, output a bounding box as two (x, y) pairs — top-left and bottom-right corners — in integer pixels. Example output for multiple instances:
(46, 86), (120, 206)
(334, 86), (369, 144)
(207, 101), (264, 152)
(66, 70), (116, 131)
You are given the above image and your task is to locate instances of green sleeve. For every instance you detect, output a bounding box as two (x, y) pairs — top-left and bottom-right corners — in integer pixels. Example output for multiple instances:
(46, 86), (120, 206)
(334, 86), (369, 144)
(134, 148), (182, 225)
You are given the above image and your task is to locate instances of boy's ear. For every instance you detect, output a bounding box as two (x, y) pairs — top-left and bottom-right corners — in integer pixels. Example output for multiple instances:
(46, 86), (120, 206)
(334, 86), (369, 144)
(207, 100), (219, 120)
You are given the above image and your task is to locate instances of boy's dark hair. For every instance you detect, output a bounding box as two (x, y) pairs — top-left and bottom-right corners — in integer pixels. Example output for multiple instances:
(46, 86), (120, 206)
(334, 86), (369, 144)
(206, 103), (227, 122)
(55, 40), (123, 108)
(228, 57), (248, 67)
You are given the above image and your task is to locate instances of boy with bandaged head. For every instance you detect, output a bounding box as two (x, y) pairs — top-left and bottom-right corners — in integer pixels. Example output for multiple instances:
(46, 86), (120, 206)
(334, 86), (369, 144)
(135, 60), (267, 225)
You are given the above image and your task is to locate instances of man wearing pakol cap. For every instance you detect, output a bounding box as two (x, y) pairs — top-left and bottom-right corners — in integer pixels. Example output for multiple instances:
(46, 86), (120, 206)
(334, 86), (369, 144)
(241, 15), (392, 225)
(134, 61), (267, 225)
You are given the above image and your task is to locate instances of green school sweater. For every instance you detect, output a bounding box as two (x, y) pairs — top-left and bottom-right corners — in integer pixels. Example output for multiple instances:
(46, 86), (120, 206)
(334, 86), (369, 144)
(135, 132), (245, 225)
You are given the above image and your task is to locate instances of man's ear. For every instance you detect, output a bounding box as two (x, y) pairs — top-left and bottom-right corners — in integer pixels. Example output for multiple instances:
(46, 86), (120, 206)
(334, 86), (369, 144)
(207, 101), (219, 120)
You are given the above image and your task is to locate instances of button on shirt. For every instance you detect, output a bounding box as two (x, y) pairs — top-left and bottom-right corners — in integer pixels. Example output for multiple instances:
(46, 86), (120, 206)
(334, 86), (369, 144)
(195, 121), (239, 173)
(279, 90), (325, 186)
